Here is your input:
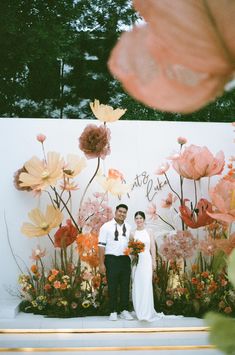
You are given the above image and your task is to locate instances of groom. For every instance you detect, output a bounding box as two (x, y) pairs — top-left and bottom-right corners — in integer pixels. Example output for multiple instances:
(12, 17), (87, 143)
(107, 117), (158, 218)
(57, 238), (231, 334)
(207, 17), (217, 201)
(98, 204), (133, 321)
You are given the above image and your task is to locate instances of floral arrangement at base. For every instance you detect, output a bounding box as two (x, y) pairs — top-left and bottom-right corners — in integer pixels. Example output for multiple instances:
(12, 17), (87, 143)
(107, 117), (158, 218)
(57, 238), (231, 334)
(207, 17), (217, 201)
(147, 129), (235, 318)
(13, 100), (128, 317)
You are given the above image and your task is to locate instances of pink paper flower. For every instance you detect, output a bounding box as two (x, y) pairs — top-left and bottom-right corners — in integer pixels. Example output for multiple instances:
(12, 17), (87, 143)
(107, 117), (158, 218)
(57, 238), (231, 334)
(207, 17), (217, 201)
(207, 178), (235, 223)
(79, 124), (111, 160)
(177, 137), (187, 145)
(155, 162), (170, 175)
(161, 193), (177, 209)
(146, 203), (158, 220)
(160, 230), (198, 261)
(170, 145), (225, 180)
(37, 134), (46, 143)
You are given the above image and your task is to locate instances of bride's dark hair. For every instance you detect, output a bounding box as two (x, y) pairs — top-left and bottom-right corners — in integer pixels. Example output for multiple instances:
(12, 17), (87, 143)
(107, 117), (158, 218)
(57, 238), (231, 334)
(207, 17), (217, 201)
(134, 211), (145, 220)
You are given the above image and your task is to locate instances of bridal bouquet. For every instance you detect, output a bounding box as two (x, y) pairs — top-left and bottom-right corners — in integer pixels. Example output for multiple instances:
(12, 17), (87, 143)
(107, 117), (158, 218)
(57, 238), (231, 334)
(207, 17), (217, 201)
(125, 240), (145, 266)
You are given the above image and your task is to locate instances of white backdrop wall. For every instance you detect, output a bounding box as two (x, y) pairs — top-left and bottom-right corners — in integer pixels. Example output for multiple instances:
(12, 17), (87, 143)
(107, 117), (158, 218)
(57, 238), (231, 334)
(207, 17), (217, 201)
(0, 118), (233, 300)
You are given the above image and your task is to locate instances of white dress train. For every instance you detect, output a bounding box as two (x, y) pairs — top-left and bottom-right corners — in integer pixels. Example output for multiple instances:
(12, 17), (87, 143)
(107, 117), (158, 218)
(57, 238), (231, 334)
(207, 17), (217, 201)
(132, 229), (160, 322)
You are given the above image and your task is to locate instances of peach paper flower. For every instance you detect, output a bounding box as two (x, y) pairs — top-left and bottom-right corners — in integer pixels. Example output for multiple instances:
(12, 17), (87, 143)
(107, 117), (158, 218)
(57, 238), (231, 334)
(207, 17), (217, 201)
(90, 99), (126, 122)
(170, 145), (225, 180)
(108, 168), (124, 180)
(19, 152), (64, 190)
(96, 174), (130, 197)
(63, 154), (86, 178)
(109, 1), (235, 113)
(21, 205), (63, 237)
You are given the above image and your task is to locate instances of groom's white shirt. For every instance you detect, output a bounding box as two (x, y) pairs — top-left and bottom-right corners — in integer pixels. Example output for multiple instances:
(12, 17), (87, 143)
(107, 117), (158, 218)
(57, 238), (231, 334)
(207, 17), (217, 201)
(98, 218), (131, 256)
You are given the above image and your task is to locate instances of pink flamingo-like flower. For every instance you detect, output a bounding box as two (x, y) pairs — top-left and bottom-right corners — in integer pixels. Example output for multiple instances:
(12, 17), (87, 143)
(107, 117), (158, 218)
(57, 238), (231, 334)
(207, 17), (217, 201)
(179, 198), (214, 229)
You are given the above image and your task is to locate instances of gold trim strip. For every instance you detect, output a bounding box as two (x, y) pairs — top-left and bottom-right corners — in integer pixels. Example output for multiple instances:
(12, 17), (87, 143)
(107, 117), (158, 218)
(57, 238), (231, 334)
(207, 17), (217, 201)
(0, 345), (215, 352)
(0, 326), (209, 334)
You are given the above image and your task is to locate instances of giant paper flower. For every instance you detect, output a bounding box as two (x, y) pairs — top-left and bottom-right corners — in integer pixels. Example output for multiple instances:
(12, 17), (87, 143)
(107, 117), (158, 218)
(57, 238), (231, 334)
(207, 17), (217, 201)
(108, 0), (235, 113)
(170, 145), (225, 180)
(21, 205), (63, 237)
(207, 179), (235, 223)
(63, 154), (86, 178)
(19, 152), (64, 190)
(96, 174), (130, 197)
(90, 99), (126, 122)
(79, 124), (111, 160)
(54, 219), (78, 248)
(179, 198), (214, 229)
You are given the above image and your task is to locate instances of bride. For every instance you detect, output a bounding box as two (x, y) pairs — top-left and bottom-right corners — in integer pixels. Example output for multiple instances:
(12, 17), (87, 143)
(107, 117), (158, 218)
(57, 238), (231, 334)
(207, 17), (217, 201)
(131, 211), (161, 322)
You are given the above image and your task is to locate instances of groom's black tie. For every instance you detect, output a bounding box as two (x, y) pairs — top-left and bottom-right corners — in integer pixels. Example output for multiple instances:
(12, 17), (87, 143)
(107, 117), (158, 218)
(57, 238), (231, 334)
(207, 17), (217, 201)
(114, 223), (126, 241)
(114, 224), (119, 241)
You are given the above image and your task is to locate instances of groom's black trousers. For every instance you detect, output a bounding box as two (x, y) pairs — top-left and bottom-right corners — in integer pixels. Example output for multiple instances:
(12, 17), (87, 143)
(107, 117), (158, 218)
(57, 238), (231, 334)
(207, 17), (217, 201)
(105, 254), (131, 313)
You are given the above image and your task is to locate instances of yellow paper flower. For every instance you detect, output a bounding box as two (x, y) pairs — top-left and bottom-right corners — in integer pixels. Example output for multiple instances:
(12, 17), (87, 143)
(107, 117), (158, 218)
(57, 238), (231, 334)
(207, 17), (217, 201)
(21, 205), (63, 237)
(63, 154), (86, 178)
(96, 175), (130, 196)
(90, 99), (126, 122)
(19, 152), (64, 190)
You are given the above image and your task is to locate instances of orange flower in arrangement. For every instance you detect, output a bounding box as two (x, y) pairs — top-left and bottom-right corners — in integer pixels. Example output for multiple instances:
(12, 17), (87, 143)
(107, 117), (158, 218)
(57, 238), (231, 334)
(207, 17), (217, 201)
(54, 219), (78, 248)
(31, 264), (38, 274)
(124, 239), (145, 266)
(92, 274), (101, 289)
(76, 233), (99, 268)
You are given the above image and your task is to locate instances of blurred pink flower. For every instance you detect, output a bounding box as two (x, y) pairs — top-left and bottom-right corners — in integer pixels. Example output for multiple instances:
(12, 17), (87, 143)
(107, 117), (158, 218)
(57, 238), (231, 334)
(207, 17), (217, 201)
(155, 162), (170, 175)
(161, 193), (177, 209)
(108, 1), (235, 113)
(199, 237), (219, 256)
(216, 233), (235, 256)
(37, 134), (46, 143)
(30, 245), (46, 260)
(179, 198), (214, 228)
(79, 124), (111, 160)
(82, 270), (93, 281)
(207, 179), (235, 223)
(177, 137), (187, 145)
(170, 145), (225, 180)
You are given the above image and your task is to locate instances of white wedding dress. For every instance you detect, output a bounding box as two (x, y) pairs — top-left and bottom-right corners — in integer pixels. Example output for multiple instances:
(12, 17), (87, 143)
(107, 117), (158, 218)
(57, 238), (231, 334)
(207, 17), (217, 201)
(132, 229), (160, 322)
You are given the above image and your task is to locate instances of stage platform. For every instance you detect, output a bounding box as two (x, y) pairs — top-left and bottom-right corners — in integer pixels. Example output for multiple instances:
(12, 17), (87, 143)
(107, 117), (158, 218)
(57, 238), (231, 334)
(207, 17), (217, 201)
(0, 301), (223, 354)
